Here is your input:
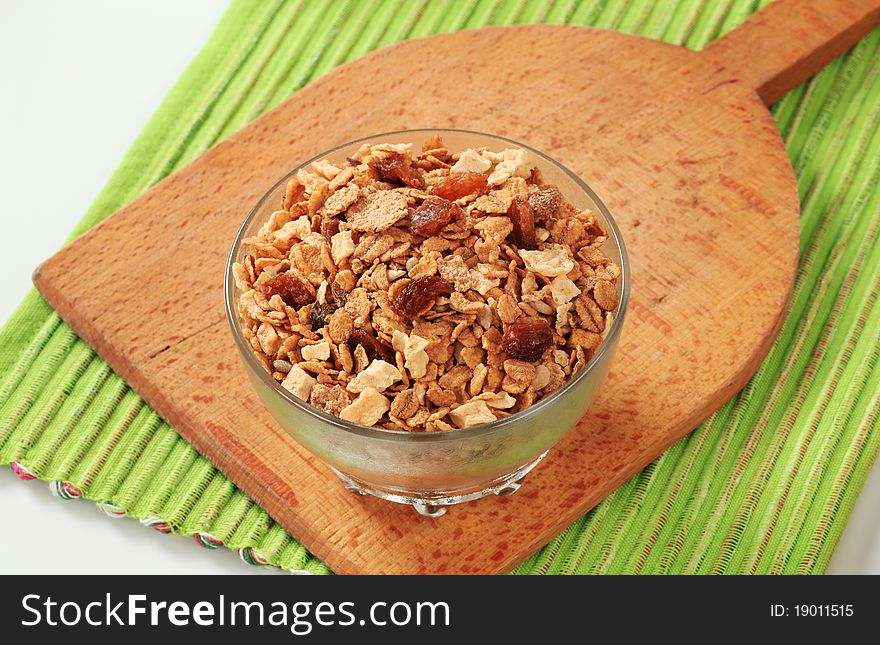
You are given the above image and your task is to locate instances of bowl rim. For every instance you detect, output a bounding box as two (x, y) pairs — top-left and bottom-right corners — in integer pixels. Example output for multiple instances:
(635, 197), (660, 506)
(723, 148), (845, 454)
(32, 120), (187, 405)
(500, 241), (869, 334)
(225, 127), (630, 443)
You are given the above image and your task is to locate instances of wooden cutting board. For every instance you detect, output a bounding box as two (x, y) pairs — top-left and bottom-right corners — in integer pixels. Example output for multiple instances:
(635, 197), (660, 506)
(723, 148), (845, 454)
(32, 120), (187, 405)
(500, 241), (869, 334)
(33, 0), (880, 574)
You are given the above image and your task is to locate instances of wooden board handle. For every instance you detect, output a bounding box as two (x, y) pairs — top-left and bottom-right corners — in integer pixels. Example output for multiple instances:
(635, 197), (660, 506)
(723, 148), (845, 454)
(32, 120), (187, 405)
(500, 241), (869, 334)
(704, 0), (880, 105)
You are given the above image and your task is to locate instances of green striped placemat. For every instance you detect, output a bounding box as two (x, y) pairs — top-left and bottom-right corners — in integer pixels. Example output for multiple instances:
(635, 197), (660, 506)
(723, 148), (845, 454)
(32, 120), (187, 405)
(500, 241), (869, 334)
(1, 0), (878, 575)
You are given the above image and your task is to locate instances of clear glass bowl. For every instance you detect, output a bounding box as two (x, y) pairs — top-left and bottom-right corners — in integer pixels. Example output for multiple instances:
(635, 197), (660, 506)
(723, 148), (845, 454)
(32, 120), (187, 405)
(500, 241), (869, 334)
(225, 129), (630, 516)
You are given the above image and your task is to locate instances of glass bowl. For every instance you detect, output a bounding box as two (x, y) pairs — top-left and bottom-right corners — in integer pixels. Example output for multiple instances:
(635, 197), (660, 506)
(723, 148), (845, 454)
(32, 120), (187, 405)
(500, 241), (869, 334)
(225, 129), (629, 516)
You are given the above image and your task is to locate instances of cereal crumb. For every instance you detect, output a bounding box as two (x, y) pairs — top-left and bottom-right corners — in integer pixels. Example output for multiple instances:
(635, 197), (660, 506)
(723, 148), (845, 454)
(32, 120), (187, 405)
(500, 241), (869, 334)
(487, 148), (532, 186)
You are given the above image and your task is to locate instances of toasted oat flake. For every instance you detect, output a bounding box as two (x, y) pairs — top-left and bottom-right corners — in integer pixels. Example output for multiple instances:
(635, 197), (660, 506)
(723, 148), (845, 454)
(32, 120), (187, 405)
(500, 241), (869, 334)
(346, 190), (409, 232)
(321, 183), (360, 217)
(593, 279), (619, 311)
(469, 269), (500, 296)
(534, 365), (551, 390)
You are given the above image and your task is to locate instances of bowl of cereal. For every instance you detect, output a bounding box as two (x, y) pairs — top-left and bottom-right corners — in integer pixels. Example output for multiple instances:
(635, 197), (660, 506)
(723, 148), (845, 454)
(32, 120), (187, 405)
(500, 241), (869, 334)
(226, 129), (628, 516)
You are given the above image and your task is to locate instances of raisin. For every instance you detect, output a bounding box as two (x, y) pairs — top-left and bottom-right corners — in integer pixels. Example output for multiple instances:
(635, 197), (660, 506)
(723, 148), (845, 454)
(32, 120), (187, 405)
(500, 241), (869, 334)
(393, 276), (452, 320)
(432, 172), (488, 200)
(348, 328), (396, 364)
(372, 153), (425, 189)
(310, 302), (338, 329)
(507, 195), (537, 249)
(261, 273), (313, 308)
(320, 217), (340, 240)
(502, 318), (553, 362)
(409, 197), (463, 237)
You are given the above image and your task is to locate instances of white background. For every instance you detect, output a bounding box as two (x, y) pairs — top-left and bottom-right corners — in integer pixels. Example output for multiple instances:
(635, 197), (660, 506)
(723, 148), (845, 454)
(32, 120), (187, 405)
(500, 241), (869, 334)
(1, 0), (879, 575)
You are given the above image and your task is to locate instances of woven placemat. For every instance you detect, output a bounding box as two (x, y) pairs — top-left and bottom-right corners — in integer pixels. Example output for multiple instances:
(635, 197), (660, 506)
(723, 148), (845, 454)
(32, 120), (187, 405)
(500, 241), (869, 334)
(1, 0), (878, 575)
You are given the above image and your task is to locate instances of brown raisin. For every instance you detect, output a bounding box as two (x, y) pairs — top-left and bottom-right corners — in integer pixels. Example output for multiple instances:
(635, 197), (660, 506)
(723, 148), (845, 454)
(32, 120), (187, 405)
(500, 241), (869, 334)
(393, 276), (452, 320)
(310, 302), (340, 329)
(507, 196), (537, 249)
(409, 197), (463, 237)
(502, 318), (552, 362)
(261, 273), (313, 308)
(372, 153), (425, 189)
(432, 172), (488, 200)
(348, 328), (395, 364)
(320, 217), (340, 240)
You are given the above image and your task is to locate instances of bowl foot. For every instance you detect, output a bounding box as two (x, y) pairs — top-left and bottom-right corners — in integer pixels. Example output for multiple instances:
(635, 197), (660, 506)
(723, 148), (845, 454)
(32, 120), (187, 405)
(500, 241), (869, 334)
(330, 450), (548, 517)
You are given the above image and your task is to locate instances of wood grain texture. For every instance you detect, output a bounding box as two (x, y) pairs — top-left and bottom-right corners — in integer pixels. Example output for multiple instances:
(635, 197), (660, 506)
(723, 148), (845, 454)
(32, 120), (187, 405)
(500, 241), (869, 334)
(32, 2), (877, 573)
(704, 0), (880, 105)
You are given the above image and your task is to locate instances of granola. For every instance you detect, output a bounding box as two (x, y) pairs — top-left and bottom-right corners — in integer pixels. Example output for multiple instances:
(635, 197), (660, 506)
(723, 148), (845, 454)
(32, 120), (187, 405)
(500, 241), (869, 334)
(234, 138), (620, 431)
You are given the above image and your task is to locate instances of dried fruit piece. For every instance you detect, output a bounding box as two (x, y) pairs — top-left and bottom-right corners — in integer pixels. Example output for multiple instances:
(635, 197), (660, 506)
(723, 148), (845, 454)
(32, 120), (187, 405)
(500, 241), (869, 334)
(309, 302), (338, 329)
(372, 153), (425, 189)
(348, 328), (396, 364)
(261, 272), (313, 308)
(507, 195), (537, 249)
(432, 172), (488, 200)
(393, 276), (452, 320)
(502, 318), (553, 362)
(409, 197), (463, 237)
